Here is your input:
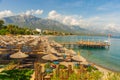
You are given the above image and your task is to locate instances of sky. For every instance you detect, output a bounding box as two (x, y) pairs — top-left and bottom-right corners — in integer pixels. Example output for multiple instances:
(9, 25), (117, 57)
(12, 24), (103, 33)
(0, 0), (120, 33)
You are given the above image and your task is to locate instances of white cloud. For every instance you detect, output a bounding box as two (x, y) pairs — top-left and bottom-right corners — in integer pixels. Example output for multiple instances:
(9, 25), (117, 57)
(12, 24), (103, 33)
(35, 10), (43, 15)
(23, 9), (43, 16)
(0, 10), (14, 18)
(1, 9), (120, 34)
(47, 10), (100, 28)
(47, 10), (120, 33)
(48, 10), (82, 26)
(104, 23), (120, 32)
(48, 10), (63, 21)
(0, 9), (43, 18)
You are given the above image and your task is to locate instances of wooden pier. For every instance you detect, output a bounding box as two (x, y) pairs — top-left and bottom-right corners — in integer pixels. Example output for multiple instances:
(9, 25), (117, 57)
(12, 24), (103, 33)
(60, 40), (110, 49)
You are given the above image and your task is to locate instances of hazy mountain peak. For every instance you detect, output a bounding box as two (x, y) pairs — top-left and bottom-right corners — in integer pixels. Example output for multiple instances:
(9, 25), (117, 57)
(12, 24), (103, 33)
(19, 14), (38, 19)
(2, 15), (91, 34)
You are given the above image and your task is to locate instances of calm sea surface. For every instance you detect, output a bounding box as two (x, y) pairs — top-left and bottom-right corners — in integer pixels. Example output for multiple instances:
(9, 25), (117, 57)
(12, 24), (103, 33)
(51, 36), (120, 72)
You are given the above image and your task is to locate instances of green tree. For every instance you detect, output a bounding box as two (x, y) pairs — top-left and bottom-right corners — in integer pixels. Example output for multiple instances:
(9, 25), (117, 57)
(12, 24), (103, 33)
(6, 24), (15, 34)
(0, 29), (9, 35)
(0, 20), (4, 29)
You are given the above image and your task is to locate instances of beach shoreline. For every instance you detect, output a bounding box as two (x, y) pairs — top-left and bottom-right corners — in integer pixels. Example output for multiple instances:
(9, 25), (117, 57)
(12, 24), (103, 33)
(46, 35), (116, 72)
(0, 35), (114, 73)
(46, 35), (116, 79)
(74, 53), (112, 73)
(0, 35), (118, 80)
(46, 36), (111, 70)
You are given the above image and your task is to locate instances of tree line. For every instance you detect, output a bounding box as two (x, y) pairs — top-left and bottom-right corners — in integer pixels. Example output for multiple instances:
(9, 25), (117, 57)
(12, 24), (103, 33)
(0, 20), (73, 35)
(0, 20), (39, 35)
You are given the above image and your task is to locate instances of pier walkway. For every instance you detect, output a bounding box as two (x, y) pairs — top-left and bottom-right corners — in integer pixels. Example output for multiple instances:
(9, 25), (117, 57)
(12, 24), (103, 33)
(60, 40), (110, 49)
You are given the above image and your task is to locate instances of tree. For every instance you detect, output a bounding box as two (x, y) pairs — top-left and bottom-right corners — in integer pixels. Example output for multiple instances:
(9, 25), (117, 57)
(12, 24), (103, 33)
(6, 24), (15, 33)
(0, 20), (4, 29)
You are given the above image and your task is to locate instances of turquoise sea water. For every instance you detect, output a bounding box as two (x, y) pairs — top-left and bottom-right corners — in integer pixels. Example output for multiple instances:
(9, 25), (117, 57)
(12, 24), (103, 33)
(51, 36), (120, 72)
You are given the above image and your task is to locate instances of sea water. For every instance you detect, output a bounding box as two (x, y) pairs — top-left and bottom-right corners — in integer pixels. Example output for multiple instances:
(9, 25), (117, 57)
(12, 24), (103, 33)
(51, 36), (120, 72)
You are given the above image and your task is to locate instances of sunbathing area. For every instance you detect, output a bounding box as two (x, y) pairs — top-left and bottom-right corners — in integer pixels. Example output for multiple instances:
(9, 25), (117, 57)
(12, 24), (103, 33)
(0, 35), (117, 80)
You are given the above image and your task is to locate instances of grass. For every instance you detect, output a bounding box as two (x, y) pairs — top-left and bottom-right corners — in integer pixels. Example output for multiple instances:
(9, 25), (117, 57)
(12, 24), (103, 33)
(0, 69), (33, 80)
(105, 72), (120, 80)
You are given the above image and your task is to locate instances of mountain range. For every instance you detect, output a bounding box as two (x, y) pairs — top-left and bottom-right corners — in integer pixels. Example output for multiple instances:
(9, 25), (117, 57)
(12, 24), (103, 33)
(2, 15), (98, 34)
(1, 14), (119, 36)
(2, 15), (89, 34)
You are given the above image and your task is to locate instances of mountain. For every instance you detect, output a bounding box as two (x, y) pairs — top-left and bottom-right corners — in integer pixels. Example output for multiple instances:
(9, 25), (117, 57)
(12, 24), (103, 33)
(1, 15), (120, 36)
(2, 15), (88, 34)
(103, 27), (120, 36)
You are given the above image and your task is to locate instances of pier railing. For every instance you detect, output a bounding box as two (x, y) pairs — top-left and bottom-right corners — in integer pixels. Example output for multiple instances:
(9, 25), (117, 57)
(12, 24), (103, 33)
(60, 40), (110, 49)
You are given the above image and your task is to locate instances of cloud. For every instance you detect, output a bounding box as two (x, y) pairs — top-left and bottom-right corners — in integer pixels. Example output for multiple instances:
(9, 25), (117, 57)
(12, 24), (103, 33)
(104, 23), (120, 32)
(0, 9), (43, 18)
(47, 10), (120, 33)
(48, 10), (63, 21)
(0, 10), (14, 18)
(0, 9), (120, 34)
(23, 9), (43, 16)
(48, 10), (82, 26)
(47, 10), (101, 28)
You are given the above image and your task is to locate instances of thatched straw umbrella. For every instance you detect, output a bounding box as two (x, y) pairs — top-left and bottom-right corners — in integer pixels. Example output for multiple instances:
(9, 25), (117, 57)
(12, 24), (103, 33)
(42, 54), (58, 61)
(16, 41), (25, 49)
(52, 41), (63, 47)
(65, 49), (76, 56)
(0, 40), (8, 47)
(49, 47), (58, 54)
(10, 50), (29, 67)
(29, 40), (38, 46)
(46, 47), (62, 57)
(54, 52), (62, 56)
(72, 55), (86, 63)
(10, 50), (28, 59)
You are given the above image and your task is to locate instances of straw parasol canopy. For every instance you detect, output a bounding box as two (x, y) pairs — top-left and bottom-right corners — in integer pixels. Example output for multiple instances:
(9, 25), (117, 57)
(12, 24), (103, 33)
(65, 49), (76, 56)
(17, 41), (25, 49)
(72, 55), (86, 62)
(44, 45), (56, 54)
(54, 52), (62, 56)
(49, 47), (58, 54)
(54, 42), (63, 47)
(29, 40), (38, 46)
(42, 53), (58, 61)
(10, 50), (28, 59)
